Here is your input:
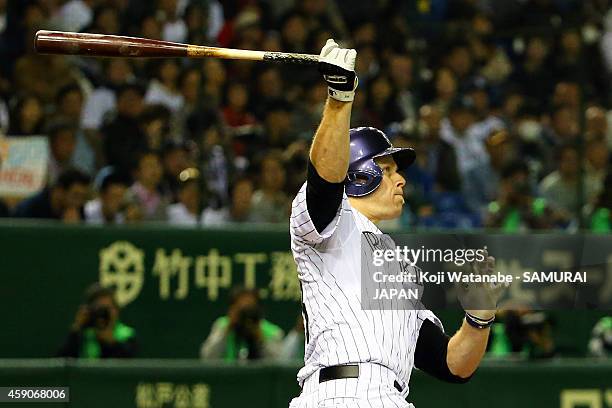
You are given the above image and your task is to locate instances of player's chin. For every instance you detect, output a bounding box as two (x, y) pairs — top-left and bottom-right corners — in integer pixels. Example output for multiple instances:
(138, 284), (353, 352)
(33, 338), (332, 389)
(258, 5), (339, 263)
(380, 208), (402, 221)
(383, 197), (404, 219)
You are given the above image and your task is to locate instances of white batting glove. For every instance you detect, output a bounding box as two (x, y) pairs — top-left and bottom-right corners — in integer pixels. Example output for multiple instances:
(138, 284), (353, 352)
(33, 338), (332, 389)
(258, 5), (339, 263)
(457, 253), (509, 327)
(318, 39), (358, 102)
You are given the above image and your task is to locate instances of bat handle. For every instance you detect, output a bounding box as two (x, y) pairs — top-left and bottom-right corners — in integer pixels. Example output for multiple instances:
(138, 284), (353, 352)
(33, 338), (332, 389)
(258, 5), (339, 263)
(262, 51), (319, 65)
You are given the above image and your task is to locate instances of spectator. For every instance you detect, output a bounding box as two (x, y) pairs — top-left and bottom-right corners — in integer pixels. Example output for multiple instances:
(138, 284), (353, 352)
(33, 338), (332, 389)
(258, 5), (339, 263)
(0, 0), (6, 35)
(465, 77), (493, 123)
(136, 12), (161, 39)
(585, 136), (609, 193)
(250, 151), (289, 223)
(293, 79), (327, 139)
(167, 167), (202, 226)
(473, 129), (517, 209)
(585, 105), (609, 142)
(8, 94), (45, 136)
(0, 75), (8, 134)
(431, 67), (458, 115)
(87, 5), (121, 35)
(388, 53), (417, 126)
(253, 67), (284, 116)
(280, 12), (308, 53)
(57, 283), (137, 358)
(363, 74), (404, 130)
(159, 0), (188, 43)
(446, 41), (475, 83)
(129, 150), (168, 221)
(14, 50), (81, 104)
(102, 82), (147, 176)
(176, 66), (203, 136)
(589, 172), (612, 233)
(514, 100), (551, 178)
(139, 104), (172, 153)
(145, 59), (184, 114)
(490, 310), (557, 359)
(551, 81), (580, 113)
(201, 59), (226, 109)
(486, 161), (556, 231)
(55, 0), (97, 32)
(539, 144), (601, 217)
(440, 97), (504, 213)
(54, 83), (96, 175)
(183, 3), (208, 45)
(200, 286), (283, 361)
(81, 59), (134, 168)
(47, 121), (78, 184)
(406, 105), (461, 207)
(261, 100), (295, 150)
(512, 36), (554, 103)
(196, 121), (230, 206)
(222, 82), (257, 129)
(280, 315), (305, 361)
(84, 170), (130, 224)
(160, 140), (192, 200)
(1, 0), (611, 231)
(13, 169), (91, 222)
(283, 139), (309, 197)
(588, 316), (612, 357)
(202, 176), (255, 225)
(601, 8), (612, 76)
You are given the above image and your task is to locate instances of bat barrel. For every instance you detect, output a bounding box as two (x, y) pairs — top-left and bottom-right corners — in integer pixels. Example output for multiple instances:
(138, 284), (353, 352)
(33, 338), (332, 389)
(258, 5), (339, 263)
(35, 30), (189, 58)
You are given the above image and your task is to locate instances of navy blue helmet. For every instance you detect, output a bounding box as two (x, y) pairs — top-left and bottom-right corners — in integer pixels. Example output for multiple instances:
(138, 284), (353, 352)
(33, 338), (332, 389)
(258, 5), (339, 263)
(345, 127), (415, 197)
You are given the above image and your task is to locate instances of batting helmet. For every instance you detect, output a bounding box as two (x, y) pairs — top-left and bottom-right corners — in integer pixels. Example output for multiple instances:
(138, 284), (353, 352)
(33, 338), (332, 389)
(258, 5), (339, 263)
(345, 127), (415, 197)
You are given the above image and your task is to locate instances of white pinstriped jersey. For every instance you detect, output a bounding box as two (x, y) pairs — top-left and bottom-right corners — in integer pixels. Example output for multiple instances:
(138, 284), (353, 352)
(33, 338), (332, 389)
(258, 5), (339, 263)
(290, 182), (443, 397)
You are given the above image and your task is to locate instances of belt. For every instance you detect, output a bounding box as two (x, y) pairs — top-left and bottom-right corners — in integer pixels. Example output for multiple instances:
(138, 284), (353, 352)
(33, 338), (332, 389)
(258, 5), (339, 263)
(319, 365), (403, 393)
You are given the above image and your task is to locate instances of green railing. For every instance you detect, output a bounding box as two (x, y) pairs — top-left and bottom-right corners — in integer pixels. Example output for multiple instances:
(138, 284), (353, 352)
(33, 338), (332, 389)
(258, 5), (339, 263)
(1, 359), (611, 408)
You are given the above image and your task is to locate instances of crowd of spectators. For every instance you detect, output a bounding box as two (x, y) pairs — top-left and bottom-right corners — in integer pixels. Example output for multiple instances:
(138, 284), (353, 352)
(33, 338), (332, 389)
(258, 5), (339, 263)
(1, 0), (612, 231)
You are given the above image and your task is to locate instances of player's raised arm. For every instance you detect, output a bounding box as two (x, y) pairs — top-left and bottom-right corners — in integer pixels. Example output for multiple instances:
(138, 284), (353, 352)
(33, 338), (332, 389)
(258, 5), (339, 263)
(309, 39), (357, 182)
(288, 40), (357, 239)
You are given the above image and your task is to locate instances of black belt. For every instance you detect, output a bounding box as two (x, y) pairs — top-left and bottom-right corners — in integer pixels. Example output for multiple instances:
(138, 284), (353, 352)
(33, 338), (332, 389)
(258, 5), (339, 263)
(319, 365), (403, 393)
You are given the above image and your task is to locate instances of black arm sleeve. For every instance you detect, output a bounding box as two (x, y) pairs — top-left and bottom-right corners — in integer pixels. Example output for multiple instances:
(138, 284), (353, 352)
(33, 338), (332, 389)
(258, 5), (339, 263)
(306, 160), (344, 234)
(414, 319), (473, 383)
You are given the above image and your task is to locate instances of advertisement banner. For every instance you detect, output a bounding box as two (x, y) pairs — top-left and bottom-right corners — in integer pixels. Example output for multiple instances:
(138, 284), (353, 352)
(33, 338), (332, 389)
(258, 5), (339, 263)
(0, 136), (48, 197)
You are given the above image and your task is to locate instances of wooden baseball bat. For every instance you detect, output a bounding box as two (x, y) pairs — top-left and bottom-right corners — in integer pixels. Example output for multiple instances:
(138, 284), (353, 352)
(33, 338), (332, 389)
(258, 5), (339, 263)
(34, 30), (320, 65)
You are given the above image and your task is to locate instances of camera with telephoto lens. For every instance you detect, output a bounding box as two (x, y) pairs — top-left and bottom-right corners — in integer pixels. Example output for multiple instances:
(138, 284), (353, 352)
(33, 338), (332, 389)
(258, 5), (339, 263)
(84, 304), (111, 329)
(235, 304), (262, 339)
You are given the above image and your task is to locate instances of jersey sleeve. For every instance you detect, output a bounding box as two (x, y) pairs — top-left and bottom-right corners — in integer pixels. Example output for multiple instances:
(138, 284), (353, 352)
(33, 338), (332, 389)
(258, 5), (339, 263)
(290, 181), (349, 245)
(417, 309), (444, 333)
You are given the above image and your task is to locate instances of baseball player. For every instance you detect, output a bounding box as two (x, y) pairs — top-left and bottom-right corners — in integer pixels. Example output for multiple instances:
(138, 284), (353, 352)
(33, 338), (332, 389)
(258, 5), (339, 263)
(288, 39), (505, 407)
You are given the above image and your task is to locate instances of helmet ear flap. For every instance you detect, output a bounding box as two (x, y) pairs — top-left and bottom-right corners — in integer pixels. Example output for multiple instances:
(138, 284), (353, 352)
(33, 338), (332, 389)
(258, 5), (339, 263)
(349, 172), (373, 187)
(345, 168), (383, 197)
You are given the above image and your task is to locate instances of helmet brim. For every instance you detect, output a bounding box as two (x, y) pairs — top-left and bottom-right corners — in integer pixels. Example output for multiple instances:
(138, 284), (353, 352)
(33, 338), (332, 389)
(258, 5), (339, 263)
(372, 147), (416, 171)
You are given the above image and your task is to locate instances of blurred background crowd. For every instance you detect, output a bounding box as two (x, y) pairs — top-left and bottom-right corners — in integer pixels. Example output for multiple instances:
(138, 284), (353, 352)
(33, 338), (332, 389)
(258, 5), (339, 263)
(0, 0), (612, 232)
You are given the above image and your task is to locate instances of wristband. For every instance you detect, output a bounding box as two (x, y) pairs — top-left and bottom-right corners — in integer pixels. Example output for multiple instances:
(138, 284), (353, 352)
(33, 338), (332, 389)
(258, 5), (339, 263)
(465, 312), (495, 329)
(327, 77), (358, 102)
(328, 88), (355, 102)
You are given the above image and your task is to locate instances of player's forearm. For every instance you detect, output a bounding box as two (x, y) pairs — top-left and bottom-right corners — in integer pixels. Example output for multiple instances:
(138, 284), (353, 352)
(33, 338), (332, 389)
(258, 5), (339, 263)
(309, 98), (352, 183)
(446, 319), (490, 378)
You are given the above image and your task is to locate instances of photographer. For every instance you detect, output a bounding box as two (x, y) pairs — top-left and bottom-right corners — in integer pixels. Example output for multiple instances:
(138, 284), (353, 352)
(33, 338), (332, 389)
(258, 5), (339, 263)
(57, 283), (137, 358)
(485, 161), (558, 231)
(199, 287), (284, 361)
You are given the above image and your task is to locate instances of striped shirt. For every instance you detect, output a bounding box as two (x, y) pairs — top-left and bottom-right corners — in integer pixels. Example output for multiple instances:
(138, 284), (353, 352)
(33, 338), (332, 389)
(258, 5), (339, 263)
(290, 182), (442, 397)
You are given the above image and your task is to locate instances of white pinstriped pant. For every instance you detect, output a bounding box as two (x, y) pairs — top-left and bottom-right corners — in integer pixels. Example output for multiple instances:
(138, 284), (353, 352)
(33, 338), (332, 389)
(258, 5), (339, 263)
(289, 363), (415, 408)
